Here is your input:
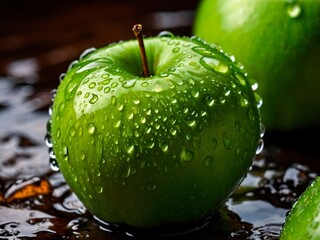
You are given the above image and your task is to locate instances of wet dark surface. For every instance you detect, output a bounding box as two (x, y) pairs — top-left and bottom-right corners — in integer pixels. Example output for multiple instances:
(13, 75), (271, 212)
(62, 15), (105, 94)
(1, 1), (320, 239)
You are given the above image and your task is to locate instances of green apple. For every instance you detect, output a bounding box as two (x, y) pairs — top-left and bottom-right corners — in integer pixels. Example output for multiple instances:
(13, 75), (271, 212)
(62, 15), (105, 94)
(280, 177), (320, 239)
(49, 31), (262, 229)
(193, 0), (320, 130)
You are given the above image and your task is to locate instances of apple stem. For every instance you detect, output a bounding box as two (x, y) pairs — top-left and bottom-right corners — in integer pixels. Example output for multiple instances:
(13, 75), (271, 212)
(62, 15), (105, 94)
(132, 24), (150, 77)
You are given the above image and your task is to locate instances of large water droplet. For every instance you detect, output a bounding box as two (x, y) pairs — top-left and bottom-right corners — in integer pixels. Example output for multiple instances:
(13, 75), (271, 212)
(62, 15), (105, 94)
(200, 57), (229, 74)
(122, 79), (137, 89)
(159, 142), (169, 152)
(287, 2), (302, 18)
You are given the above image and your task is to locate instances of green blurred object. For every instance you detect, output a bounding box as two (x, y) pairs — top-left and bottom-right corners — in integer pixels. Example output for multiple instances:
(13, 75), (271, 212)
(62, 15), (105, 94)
(280, 177), (320, 239)
(193, 0), (320, 130)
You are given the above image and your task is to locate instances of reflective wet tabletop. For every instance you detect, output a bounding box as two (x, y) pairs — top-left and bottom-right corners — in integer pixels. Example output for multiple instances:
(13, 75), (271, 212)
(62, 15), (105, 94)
(1, 1), (319, 239)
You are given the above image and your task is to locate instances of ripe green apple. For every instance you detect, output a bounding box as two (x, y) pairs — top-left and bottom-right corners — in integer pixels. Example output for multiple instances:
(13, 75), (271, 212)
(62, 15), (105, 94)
(280, 177), (320, 239)
(49, 32), (262, 229)
(193, 0), (320, 130)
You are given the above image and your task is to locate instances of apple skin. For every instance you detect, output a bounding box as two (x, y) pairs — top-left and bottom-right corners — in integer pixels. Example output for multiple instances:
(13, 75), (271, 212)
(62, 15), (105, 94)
(193, 0), (320, 130)
(280, 177), (320, 240)
(50, 35), (261, 228)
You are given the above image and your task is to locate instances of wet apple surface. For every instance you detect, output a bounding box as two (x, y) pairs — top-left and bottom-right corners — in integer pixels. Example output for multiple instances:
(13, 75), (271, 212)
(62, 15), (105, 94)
(1, 1), (320, 239)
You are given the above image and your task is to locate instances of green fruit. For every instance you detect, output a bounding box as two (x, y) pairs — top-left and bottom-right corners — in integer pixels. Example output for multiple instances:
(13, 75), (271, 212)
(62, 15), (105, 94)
(193, 0), (320, 130)
(280, 177), (320, 239)
(49, 33), (262, 229)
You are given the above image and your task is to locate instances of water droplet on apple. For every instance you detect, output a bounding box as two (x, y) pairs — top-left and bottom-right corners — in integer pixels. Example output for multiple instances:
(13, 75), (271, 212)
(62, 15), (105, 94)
(96, 186), (104, 194)
(122, 165), (131, 178)
(69, 126), (76, 137)
(187, 120), (196, 128)
(122, 79), (137, 89)
(190, 36), (206, 45)
(147, 183), (157, 191)
(67, 60), (79, 71)
(255, 93), (263, 109)
(126, 144), (135, 155)
(158, 31), (175, 37)
(170, 128), (177, 136)
(180, 149), (194, 162)
(133, 99), (141, 105)
(146, 142), (155, 149)
(159, 142), (169, 152)
(205, 94), (215, 107)
(211, 137), (218, 149)
(50, 157), (60, 171)
(104, 87), (111, 93)
(192, 46), (214, 57)
(247, 108), (256, 122)
(235, 146), (241, 156)
(286, 2), (302, 18)
(88, 123), (96, 134)
(256, 138), (264, 154)
(113, 120), (121, 128)
(235, 72), (247, 86)
(200, 57), (229, 74)
(89, 82), (96, 89)
(89, 94), (98, 104)
(223, 133), (233, 150)
(111, 82), (118, 88)
(249, 79), (258, 91)
(260, 123), (265, 138)
(204, 156), (214, 166)
(79, 47), (97, 60)
(172, 47), (180, 53)
(59, 73), (65, 82)
(234, 120), (242, 132)
(141, 82), (149, 87)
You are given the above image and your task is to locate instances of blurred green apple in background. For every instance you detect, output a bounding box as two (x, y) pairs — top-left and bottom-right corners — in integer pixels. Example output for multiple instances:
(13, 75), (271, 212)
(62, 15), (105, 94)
(193, 0), (320, 130)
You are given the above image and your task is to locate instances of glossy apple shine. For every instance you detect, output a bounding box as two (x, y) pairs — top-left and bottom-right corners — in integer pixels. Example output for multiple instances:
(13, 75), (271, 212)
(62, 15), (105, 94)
(50, 35), (261, 228)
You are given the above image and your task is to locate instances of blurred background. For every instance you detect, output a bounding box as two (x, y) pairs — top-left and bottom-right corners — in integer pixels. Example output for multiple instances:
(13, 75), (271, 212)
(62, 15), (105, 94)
(0, 1), (319, 239)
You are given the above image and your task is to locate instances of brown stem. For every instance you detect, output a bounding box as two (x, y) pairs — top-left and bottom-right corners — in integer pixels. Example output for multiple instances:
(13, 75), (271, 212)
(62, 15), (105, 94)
(132, 24), (150, 77)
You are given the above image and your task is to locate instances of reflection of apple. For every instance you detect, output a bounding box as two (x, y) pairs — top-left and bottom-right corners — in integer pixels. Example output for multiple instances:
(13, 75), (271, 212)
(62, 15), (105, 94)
(194, 0), (320, 130)
(49, 30), (262, 229)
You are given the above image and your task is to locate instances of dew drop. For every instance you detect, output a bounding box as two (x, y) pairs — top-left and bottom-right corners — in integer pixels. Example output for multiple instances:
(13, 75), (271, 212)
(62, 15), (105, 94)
(59, 73), (66, 82)
(111, 82), (118, 88)
(133, 99), (141, 105)
(147, 183), (157, 191)
(287, 2), (302, 18)
(187, 120), (196, 128)
(50, 158), (60, 171)
(159, 142), (169, 152)
(249, 79), (258, 91)
(223, 133), (233, 150)
(89, 94), (98, 104)
(104, 87), (111, 93)
(158, 31), (175, 37)
(113, 120), (121, 128)
(200, 57), (229, 74)
(170, 128), (177, 136)
(96, 186), (104, 194)
(122, 79), (137, 89)
(172, 47), (180, 53)
(89, 82), (96, 89)
(122, 166), (131, 178)
(256, 138), (264, 154)
(205, 94), (215, 107)
(69, 126), (76, 137)
(180, 149), (194, 162)
(211, 137), (218, 149)
(255, 93), (263, 109)
(127, 145), (135, 155)
(88, 123), (96, 134)
(260, 123), (265, 138)
(141, 82), (149, 87)
(79, 47), (97, 60)
(204, 156), (214, 166)
(235, 72), (247, 86)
